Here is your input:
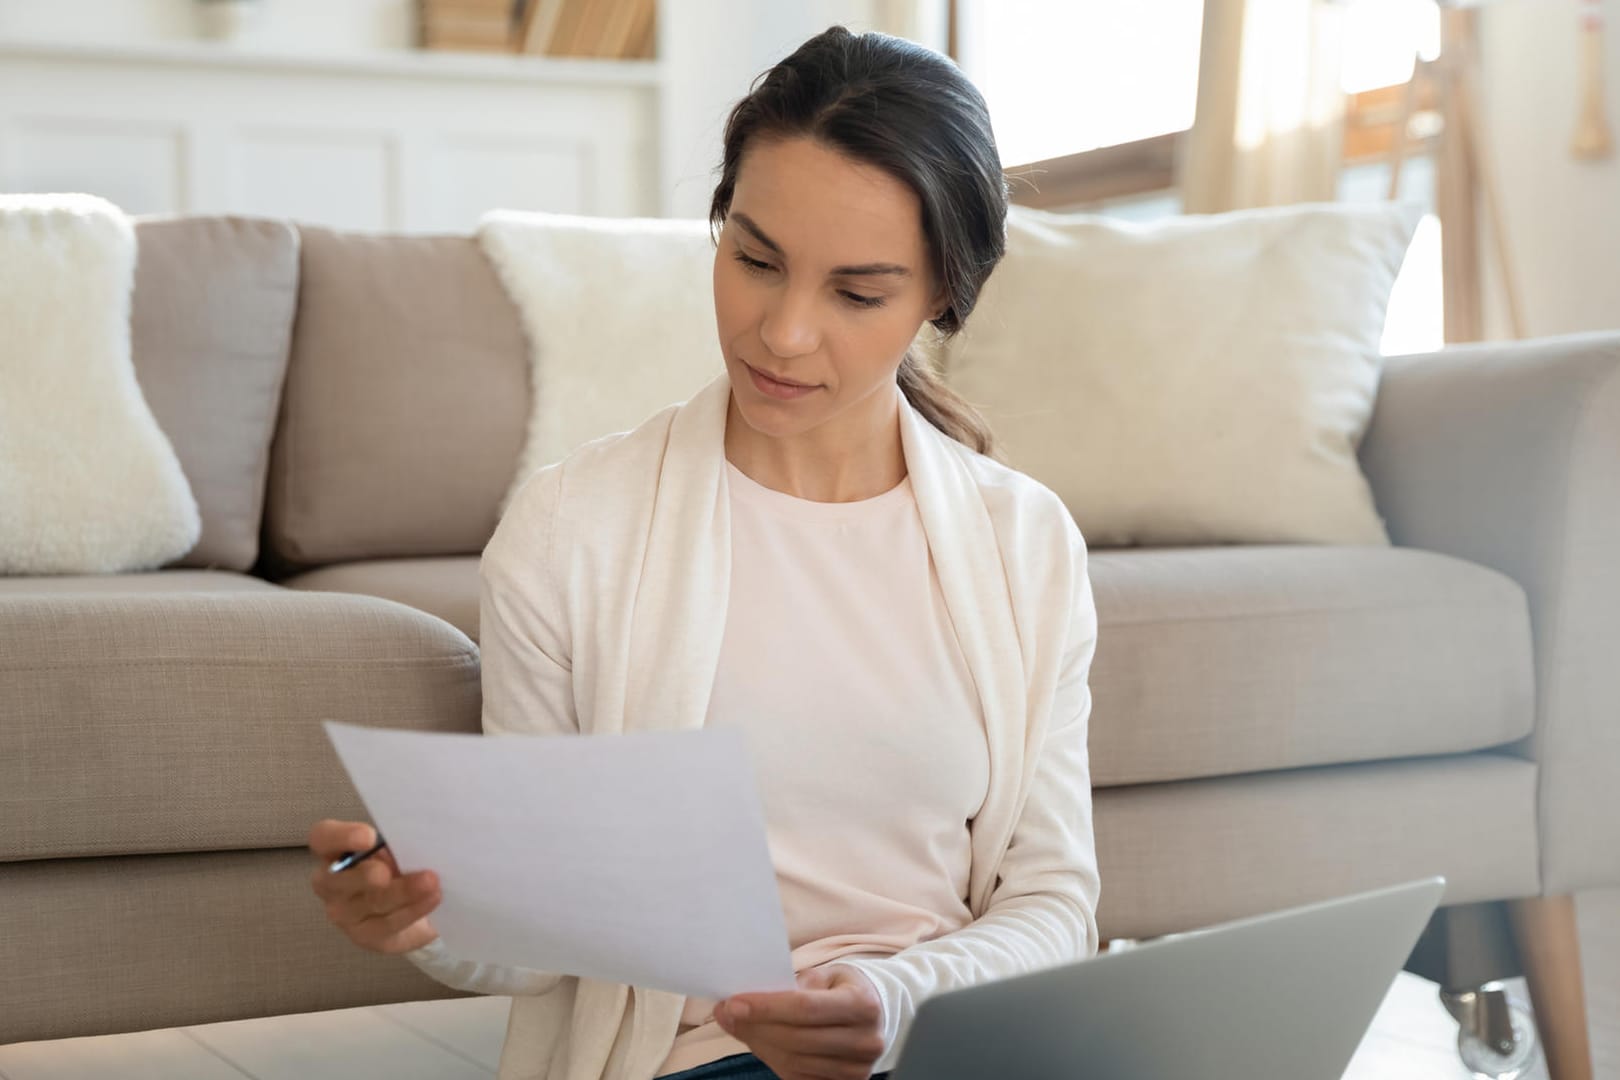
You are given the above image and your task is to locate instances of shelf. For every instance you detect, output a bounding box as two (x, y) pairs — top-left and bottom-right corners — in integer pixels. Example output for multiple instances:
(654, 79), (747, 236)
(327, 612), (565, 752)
(0, 35), (662, 88)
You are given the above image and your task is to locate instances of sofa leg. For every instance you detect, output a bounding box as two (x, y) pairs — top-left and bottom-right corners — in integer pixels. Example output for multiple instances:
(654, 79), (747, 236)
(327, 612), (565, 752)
(1507, 894), (1593, 1080)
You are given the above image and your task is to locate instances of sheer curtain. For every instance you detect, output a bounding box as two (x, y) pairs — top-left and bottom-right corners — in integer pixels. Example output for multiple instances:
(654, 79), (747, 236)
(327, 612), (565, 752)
(1178, 0), (1350, 212)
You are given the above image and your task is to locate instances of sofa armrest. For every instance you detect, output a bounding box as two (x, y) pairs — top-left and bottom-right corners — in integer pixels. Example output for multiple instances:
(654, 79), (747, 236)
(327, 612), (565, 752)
(0, 590), (480, 862)
(1359, 330), (1620, 895)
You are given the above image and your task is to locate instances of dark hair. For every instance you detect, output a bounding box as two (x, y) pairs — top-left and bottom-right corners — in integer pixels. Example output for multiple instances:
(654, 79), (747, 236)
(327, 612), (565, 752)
(710, 25), (1007, 455)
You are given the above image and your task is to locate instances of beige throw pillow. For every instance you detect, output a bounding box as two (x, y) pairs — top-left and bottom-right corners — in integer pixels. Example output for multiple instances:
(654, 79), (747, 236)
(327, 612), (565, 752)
(940, 201), (1424, 547)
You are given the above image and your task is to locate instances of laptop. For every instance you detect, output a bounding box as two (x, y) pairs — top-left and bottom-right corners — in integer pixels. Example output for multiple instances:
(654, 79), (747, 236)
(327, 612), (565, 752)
(888, 876), (1445, 1080)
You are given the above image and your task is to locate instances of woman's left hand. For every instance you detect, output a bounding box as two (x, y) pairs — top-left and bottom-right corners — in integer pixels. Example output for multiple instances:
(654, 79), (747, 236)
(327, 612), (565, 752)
(714, 964), (885, 1080)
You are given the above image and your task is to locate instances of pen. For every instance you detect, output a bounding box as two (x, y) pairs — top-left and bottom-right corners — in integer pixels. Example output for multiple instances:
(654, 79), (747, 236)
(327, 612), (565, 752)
(328, 833), (388, 874)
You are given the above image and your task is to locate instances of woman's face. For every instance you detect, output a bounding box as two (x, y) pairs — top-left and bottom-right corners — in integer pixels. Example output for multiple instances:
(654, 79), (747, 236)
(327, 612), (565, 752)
(714, 135), (943, 442)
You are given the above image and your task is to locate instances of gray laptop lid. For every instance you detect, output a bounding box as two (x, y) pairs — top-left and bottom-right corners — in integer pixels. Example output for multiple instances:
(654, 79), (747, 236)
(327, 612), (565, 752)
(890, 876), (1445, 1080)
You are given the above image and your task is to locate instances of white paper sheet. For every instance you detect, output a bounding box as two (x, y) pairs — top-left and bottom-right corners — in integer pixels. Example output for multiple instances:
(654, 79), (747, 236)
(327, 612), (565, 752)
(323, 722), (795, 1000)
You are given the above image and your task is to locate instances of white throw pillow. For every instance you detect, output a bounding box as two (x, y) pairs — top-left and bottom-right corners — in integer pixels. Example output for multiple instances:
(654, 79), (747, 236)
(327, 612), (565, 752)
(0, 194), (200, 574)
(478, 210), (722, 510)
(940, 200), (1424, 547)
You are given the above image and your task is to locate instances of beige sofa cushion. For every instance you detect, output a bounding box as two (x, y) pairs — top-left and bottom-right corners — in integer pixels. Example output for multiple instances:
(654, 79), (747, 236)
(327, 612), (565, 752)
(1093, 752), (1539, 940)
(282, 556), (481, 641)
(264, 228), (529, 569)
(1087, 545), (1535, 786)
(132, 216), (300, 572)
(0, 590), (479, 862)
(0, 849), (462, 1044)
(271, 545), (1531, 789)
(268, 545), (1535, 790)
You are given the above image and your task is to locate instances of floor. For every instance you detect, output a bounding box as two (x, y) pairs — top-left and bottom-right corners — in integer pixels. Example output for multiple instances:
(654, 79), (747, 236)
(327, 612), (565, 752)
(3, 889), (1615, 1080)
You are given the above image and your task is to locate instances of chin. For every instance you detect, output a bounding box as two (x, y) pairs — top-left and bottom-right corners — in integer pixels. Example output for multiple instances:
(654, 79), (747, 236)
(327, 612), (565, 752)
(730, 388), (822, 439)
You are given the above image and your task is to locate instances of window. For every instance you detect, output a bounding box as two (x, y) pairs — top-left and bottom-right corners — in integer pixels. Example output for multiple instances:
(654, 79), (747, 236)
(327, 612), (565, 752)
(1339, 0), (1445, 355)
(1340, 0), (1441, 96)
(954, 0), (1444, 197)
(954, 0), (1206, 170)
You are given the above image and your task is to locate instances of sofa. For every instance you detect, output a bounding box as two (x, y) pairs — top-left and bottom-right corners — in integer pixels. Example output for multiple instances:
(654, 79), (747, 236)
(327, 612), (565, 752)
(2, 215), (1616, 1076)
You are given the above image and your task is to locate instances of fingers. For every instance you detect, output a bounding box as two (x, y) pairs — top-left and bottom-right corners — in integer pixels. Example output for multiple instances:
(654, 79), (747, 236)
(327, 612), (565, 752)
(335, 865), (437, 919)
(361, 866), (439, 917)
(318, 869), (441, 951)
(310, 848), (394, 903)
(308, 817), (442, 952)
(716, 988), (885, 1072)
(377, 846), (402, 876)
(722, 986), (880, 1029)
(365, 888), (442, 936)
(307, 819), (376, 861)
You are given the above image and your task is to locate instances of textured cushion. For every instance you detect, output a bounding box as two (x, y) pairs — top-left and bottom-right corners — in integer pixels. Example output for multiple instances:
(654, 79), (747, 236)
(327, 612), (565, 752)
(0, 591), (479, 862)
(0, 849), (464, 1044)
(939, 201), (1422, 547)
(282, 556), (481, 641)
(0, 758), (1536, 1043)
(1093, 753), (1540, 940)
(264, 228), (529, 569)
(1086, 545), (1535, 786)
(132, 216), (300, 572)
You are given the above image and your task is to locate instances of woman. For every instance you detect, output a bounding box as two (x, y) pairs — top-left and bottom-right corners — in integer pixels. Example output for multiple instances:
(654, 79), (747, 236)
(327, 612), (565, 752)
(309, 25), (1099, 1080)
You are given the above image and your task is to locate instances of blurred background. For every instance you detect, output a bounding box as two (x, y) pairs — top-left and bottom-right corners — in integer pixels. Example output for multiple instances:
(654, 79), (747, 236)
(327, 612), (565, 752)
(0, 0), (1614, 354)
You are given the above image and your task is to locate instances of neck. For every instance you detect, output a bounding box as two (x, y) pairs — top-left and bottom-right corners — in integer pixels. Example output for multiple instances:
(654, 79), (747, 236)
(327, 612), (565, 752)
(724, 385), (907, 503)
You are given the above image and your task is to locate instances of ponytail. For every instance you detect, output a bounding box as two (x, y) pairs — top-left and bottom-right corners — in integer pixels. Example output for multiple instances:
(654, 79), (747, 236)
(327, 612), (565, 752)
(897, 350), (995, 457)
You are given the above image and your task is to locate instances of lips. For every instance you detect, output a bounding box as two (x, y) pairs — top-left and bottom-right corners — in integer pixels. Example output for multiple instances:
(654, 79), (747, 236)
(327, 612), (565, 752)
(754, 368), (814, 388)
(742, 361), (821, 400)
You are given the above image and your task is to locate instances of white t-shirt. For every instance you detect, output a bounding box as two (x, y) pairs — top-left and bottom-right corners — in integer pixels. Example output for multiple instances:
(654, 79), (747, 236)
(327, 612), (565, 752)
(656, 461), (989, 1076)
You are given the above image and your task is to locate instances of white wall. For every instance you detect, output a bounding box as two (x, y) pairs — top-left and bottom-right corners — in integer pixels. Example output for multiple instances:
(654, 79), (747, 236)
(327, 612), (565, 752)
(0, 0), (415, 50)
(0, 0), (946, 220)
(657, 0), (944, 217)
(0, 0), (658, 230)
(1477, 0), (1620, 339)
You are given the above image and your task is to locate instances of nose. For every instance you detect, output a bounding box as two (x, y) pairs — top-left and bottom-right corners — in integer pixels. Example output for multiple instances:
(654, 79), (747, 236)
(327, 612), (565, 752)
(758, 285), (820, 360)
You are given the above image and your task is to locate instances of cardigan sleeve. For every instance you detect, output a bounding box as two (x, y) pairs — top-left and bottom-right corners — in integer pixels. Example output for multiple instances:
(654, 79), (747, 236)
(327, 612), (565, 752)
(827, 519), (1101, 1073)
(404, 464), (578, 997)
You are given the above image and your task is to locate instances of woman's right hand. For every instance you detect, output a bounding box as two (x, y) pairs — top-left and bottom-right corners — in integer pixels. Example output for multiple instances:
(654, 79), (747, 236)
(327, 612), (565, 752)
(308, 819), (443, 955)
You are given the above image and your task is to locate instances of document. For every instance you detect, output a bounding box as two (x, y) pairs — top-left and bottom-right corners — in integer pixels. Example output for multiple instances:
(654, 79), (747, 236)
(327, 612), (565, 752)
(324, 722), (796, 1000)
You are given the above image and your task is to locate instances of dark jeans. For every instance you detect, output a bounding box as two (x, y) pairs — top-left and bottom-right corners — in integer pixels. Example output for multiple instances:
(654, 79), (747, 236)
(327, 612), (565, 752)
(656, 1052), (893, 1080)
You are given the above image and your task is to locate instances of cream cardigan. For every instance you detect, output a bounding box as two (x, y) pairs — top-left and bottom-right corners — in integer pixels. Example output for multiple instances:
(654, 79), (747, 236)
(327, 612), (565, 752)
(406, 371), (1101, 1080)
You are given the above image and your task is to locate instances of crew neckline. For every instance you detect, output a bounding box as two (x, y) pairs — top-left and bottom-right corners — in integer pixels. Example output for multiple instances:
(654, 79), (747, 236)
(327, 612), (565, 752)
(725, 460), (913, 523)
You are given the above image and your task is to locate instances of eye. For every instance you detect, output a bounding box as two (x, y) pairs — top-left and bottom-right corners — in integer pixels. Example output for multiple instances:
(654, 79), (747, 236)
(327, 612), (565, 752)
(734, 248), (885, 310)
(839, 291), (887, 310)
(733, 251), (774, 275)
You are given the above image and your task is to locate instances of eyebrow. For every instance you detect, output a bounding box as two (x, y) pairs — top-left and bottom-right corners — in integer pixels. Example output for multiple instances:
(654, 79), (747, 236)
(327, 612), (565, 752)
(732, 212), (913, 279)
